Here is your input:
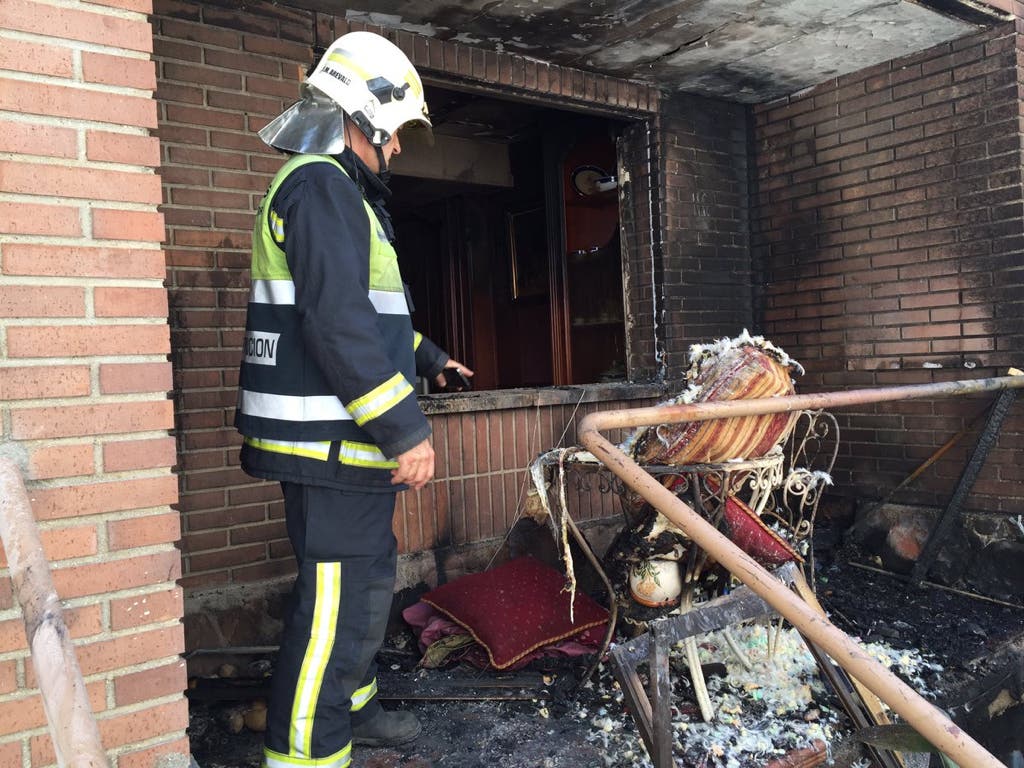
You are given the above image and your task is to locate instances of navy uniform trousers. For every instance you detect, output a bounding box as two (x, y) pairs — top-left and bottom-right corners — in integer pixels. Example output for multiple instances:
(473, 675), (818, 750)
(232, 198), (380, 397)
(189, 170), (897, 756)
(263, 482), (397, 768)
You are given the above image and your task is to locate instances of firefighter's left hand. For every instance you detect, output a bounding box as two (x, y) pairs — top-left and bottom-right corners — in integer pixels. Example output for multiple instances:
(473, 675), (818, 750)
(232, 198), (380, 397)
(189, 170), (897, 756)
(435, 360), (475, 390)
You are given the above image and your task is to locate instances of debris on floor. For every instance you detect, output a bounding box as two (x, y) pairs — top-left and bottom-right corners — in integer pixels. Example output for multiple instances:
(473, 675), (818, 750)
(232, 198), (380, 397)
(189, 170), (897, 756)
(596, 622), (846, 767)
(186, 546), (1024, 767)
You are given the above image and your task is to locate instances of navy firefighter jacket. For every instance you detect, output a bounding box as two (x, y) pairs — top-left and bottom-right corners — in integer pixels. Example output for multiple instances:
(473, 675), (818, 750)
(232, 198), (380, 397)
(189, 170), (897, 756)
(235, 148), (448, 491)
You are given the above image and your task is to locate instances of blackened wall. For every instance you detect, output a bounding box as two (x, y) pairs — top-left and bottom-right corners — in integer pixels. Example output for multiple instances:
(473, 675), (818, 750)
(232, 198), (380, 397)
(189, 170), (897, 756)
(658, 93), (753, 379)
(751, 23), (1023, 515)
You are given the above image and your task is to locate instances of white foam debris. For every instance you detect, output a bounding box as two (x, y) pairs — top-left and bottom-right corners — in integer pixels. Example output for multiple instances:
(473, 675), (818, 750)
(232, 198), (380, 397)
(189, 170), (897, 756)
(687, 329), (805, 378)
(618, 329), (804, 455)
(858, 640), (944, 696)
(581, 625), (942, 767)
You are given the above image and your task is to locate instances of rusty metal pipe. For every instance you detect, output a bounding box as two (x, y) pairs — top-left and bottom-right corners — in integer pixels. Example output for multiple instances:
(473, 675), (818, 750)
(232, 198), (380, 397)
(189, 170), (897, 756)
(579, 374), (1024, 768)
(588, 373), (1024, 430)
(0, 457), (111, 768)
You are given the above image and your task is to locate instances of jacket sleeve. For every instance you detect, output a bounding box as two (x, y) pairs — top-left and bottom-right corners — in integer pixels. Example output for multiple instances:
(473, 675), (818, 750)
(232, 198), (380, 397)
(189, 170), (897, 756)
(279, 164), (429, 458)
(413, 331), (449, 380)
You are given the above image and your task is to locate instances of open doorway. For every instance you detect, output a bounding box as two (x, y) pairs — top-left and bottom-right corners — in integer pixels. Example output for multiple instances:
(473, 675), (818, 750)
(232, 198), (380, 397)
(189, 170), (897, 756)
(389, 86), (628, 391)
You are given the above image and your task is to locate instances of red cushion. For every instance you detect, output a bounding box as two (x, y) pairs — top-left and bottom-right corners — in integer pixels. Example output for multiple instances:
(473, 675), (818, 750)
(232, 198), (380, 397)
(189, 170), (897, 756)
(722, 493), (801, 567)
(667, 474), (801, 566)
(421, 556), (609, 670)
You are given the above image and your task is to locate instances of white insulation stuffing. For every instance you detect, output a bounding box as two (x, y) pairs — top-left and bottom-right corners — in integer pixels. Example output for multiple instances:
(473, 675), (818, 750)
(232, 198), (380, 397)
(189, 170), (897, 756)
(571, 625), (941, 767)
(619, 329), (805, 456)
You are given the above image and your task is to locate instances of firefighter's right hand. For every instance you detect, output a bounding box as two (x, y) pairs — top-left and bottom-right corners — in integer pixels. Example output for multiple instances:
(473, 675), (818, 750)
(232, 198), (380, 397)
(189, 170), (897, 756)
(392, 438), (435, 490)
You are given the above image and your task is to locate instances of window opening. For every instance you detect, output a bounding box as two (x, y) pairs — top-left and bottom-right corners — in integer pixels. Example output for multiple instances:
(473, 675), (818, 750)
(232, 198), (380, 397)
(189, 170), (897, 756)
(389, 86), (629, 392)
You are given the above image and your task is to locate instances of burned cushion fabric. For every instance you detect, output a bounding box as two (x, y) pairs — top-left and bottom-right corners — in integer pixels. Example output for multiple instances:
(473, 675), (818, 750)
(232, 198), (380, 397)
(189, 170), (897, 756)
(631, 334), (800, 466)
(420, 556), (609, 670)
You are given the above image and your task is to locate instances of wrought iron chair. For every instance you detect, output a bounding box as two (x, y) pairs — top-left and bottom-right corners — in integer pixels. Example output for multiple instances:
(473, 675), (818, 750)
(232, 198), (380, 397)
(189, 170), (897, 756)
(530, 409), (839, 717)
(601, 409), (839, 720)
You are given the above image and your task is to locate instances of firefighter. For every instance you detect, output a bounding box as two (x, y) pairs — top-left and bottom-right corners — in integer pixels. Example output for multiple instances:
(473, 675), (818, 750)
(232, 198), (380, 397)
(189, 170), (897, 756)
(235, 31), (473, 768)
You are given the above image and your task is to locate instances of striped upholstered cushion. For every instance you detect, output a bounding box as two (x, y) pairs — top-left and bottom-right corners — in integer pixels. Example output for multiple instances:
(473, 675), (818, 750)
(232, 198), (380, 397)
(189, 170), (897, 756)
(633, 343), (796, 466)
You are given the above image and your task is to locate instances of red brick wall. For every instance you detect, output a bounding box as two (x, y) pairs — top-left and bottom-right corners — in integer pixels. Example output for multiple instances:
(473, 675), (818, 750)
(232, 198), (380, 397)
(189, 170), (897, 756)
(402, 396), (646, 553)
(0, 0), (187, 763)
(152, 1), (665, 605)
(751, 23), (1023, 514)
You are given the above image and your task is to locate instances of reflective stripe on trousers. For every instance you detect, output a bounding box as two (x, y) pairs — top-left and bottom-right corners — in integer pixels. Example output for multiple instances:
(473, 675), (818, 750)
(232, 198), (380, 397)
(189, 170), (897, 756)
(264, 483), (398, 764)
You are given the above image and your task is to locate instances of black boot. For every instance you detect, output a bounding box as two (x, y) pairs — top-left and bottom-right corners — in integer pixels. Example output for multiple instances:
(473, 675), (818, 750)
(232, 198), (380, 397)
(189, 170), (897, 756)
(352, 709), (422, 747)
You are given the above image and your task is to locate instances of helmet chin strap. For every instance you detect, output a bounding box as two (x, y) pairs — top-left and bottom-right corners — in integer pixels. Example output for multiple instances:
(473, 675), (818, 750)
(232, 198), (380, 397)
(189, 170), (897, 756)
(374, 144), (391, 184)
(344, 113), (392, 182)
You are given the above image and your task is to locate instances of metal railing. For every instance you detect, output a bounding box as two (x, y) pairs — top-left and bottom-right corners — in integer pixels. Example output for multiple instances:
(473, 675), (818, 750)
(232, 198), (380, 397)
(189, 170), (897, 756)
(578, 373), (1024, 768)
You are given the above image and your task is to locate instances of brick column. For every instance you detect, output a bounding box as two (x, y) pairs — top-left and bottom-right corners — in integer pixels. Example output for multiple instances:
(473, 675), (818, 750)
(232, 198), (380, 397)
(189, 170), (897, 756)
(658, 93), (753, 379)
(1015, 2), (1024, 171)
(0, 0), (188, 765)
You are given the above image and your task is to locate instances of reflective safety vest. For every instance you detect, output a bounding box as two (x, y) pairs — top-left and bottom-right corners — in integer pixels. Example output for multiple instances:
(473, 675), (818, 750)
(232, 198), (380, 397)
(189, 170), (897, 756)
(235, 153), (422, 490)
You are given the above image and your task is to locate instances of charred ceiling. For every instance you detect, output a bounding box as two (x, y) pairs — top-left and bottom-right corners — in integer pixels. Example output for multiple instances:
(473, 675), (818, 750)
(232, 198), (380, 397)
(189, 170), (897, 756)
(287, 0), (1008, 102)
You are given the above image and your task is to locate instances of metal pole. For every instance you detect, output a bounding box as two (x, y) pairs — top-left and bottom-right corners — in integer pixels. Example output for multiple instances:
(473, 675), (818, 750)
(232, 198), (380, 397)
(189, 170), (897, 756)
(0, 458), (111, 768)
(579, 374), (1023, 768)
(586, 373), (1024, 430)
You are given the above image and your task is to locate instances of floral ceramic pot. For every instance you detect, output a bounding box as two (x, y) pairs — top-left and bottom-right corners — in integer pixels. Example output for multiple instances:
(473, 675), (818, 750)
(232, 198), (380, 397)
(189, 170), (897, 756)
(628, 558), (682, 608)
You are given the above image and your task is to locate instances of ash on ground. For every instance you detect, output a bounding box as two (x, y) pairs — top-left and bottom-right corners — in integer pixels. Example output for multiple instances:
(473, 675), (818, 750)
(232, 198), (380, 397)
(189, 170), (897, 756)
(188, 553), (1023, 768)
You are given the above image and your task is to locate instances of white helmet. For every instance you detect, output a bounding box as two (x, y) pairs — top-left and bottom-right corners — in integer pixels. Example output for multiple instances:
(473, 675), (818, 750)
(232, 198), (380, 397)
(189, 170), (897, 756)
(260, 31), (431, 155)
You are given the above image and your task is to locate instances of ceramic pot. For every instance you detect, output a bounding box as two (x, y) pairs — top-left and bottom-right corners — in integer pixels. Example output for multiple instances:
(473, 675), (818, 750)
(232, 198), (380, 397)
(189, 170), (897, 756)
(628, 559), (681, 608)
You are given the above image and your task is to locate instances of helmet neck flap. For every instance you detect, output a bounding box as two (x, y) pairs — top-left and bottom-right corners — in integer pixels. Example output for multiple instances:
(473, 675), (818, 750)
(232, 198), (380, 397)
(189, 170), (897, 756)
(258, 84), (346, 156)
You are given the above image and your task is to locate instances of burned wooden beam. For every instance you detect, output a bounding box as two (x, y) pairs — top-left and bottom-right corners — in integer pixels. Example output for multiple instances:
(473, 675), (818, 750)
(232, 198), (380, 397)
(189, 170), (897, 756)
(648, 623), (674, 767)
(911, 376), (1020, 586)
(188, 665), (553, 704)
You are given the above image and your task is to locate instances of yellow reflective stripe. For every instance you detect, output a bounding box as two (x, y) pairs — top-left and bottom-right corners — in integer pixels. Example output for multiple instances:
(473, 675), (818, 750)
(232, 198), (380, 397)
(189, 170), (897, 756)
(326, 52), (373, 83)
(264, 744), (351, 768)
(345, 373), (413, 426)
(244, 437), (331, 461)
(290, 562), (341, 758)
(350, 678), (378, 712)
(270, 210), (285, 243)
(253, 154), (340, 282)
(413, 331), (423, 351)
(338, 442), (397, 469)
(404, 68), (423, 100)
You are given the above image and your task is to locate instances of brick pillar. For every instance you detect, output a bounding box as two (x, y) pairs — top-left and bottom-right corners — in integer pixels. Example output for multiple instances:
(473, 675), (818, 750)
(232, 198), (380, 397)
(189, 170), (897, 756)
(1015, 2), (1024, 176)
(658, 93), (753, 380)
(0, 0), (188, 765)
